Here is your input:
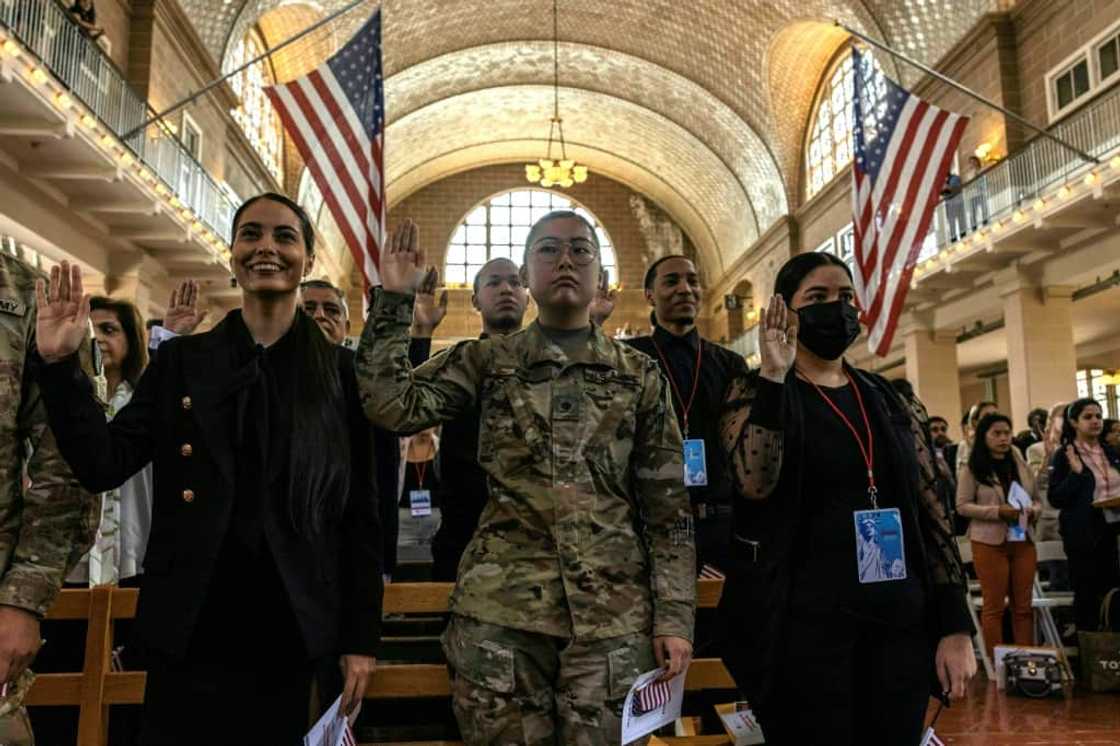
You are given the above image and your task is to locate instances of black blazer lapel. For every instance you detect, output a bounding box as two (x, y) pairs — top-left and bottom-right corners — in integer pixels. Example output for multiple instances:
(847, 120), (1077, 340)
(181, 315), (241, 489)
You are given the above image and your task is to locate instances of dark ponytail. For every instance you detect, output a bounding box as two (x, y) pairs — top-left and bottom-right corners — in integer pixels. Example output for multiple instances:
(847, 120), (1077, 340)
(233, 193), (349, 535)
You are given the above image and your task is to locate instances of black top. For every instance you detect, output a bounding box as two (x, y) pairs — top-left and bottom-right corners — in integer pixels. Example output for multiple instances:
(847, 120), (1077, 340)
(791, 378), (924, 627)
(68, 1), (96, 23)
(626, 323), (748, 509)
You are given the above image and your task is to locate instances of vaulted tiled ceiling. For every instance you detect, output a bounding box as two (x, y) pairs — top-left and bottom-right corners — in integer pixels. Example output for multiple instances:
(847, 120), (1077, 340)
(177, 0), (999, 272)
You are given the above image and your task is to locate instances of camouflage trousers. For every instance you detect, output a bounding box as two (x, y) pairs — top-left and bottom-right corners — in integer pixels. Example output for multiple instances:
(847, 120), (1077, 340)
(442, 614), (656, 746)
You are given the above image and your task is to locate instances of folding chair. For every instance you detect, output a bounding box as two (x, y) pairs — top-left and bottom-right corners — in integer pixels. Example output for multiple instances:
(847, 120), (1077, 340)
(955, 536), (995, 680)
(1032, 540), (1077, 681)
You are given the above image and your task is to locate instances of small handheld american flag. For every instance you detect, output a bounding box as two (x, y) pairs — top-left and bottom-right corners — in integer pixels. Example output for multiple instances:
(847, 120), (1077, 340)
(265, 10), (385, 290)
(631, 678), (673, 716)
(850, 48), (968, 356)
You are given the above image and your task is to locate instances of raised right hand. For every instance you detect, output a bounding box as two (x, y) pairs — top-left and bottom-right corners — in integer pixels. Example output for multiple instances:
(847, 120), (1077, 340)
(34, 261), (90, 363)
(1065, 445), (1084, 474)
(759, 295), (798, 382)
(381, 219), (429, 296)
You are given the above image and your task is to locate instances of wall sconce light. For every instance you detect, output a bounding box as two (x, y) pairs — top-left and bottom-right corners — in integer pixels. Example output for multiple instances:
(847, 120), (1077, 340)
(974, 142), (996, 164)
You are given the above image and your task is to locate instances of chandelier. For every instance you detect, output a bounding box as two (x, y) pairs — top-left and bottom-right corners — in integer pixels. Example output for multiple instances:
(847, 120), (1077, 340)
(525, 0), (588, 189)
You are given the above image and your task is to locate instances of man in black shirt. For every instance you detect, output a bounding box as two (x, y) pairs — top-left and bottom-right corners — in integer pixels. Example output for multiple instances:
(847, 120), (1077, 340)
(428, 257), (529, 582)
(610, 255), (748, 574)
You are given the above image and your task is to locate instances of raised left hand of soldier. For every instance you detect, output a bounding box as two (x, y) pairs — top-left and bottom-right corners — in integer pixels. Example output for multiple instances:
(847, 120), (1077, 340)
(340, 653), (376, 716)
(411, 268), (448, 336)
(0, 606), (41, 685)
(653, 635), (692, 682)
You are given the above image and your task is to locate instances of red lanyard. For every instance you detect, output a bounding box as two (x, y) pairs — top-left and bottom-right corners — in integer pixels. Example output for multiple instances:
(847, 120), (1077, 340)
(799, 369), (878, 508)
(650, 337), (703, 436)
(413, 461), (427, 489)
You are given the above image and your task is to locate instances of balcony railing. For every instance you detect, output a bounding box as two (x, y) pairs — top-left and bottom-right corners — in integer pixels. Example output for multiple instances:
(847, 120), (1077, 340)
(0, 0), (235, 241)
(931, 83), (1120, 254)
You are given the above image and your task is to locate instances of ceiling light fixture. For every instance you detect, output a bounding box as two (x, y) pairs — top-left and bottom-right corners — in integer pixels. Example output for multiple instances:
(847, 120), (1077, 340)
(524, 0), (587, 189)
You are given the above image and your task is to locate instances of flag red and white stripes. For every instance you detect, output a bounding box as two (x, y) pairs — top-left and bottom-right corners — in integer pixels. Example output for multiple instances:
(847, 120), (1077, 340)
(850, 48), (968, 356)
(265, 10), (385, 290)
(632, 679), (673, 716)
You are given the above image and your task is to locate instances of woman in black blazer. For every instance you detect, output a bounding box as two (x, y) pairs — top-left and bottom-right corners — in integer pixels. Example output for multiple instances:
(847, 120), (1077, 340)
(32, 193), (382, 745)
(1048, 397), (1120, 633)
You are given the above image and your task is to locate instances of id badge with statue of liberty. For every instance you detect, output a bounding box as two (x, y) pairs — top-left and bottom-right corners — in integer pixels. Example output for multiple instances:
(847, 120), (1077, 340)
(853, 508), (907, 584)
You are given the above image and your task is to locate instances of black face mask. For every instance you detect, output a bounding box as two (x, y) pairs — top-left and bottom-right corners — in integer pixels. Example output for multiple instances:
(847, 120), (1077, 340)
(796, 300), (861, 360)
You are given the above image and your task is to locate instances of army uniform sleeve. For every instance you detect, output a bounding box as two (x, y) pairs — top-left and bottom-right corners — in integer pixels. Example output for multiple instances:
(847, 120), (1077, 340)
(0, 314), (96, 616)
(632, 359), (696, 641)
(355, 290), (482, 432)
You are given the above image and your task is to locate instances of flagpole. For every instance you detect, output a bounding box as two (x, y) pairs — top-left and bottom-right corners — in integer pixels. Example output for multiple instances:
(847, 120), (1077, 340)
(121, 0), (371, 141)
(836, 21), (1101, 165)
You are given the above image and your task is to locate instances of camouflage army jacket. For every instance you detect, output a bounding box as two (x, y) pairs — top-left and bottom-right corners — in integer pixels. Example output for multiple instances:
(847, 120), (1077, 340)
(0, 253), (97, 616)
(357, 290), (695, 642)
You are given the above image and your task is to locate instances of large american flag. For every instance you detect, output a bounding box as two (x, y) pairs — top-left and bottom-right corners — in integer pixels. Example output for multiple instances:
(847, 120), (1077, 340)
(851, 48), (968, 355)
(265, 10), (384, 289)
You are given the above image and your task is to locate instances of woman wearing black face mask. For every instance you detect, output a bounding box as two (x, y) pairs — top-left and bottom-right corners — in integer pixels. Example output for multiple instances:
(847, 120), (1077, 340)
(717, 252), (975, 745)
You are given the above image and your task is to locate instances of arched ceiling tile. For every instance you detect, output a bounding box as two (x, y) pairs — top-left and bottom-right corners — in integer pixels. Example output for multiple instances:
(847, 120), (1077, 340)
(386, 42), (787, 234)
(385, 86), (756, 272)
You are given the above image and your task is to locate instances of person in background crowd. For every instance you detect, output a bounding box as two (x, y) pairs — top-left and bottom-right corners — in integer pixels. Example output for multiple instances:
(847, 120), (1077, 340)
(429, 257), (529, 583)
(956, 400), (998, 477)
(929, 416), (952, 452)
(0, 251), (96, 745)
(719, 252), (974, 744)
(1103, 418), (1120, 450)
(956, 413), (1041, 659)
(944, 411), (969, 478)
(66, 0), (104, 39)
(300, 279), (350, 347)
(1014, 407), (1048, 457)
(1027, 402), (1068, 543)
(941, 170), (965, 243)
(300, 276), (440, 581)
(397, 427), (441, 563)
(1049, 398), (1120, 634)
(597, 254), (748, 575)
(964, 155), (990, 231)
(358, 214), (695, 744)
(32, 194), (382, 744)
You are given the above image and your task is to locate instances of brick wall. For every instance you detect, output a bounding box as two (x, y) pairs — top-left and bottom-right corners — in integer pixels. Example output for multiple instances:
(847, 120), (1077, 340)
(1014, 0), (1120, 126)
(94, 0), (131, 71)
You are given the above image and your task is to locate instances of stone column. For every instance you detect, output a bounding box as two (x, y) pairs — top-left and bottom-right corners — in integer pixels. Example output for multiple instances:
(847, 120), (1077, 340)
(904, 327), (964, 440)
(1002, 283), (1078, 428)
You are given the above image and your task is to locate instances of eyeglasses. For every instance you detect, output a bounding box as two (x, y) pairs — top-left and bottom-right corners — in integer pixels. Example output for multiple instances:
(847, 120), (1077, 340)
(530, 239), (599, 266)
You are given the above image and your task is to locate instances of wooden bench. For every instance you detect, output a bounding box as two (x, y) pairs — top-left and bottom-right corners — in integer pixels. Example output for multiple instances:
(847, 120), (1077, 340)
(28, 579), (736, 745)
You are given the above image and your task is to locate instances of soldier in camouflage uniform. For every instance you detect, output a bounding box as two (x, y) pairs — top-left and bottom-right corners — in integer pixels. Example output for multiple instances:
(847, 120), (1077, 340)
(357, 213), (696, 745)
(0, 252), (98, 743)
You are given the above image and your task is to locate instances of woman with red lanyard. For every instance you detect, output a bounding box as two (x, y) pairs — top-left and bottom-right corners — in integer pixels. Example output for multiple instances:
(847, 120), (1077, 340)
(397, 427), (442, 564)
(1049, 397), (1120, 634)
(718, 252), (975, 745)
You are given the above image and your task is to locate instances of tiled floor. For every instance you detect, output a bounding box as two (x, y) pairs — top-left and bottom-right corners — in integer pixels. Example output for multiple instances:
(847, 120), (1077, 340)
(930, 678), (1120, 744)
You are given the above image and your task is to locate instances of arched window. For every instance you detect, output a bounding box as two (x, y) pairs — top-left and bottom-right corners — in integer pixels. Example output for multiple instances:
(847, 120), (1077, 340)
(445, 190), (617, 288)
(805, 45), (887, 200)
(229, 29), (284, 183)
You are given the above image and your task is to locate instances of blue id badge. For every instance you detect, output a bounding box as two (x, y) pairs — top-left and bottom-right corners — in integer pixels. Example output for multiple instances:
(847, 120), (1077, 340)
(683, 439), (708, 487)
(409, 489), (432, 517)
(853, 508), (907, 583)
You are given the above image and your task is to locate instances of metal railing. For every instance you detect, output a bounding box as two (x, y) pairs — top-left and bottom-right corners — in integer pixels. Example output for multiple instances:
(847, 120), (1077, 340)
(0, 0), (235, 241)
(932, 83), (1120, 250)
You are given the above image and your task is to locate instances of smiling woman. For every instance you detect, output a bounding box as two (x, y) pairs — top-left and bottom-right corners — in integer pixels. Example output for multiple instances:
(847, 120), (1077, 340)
(30, 193), (386, 744)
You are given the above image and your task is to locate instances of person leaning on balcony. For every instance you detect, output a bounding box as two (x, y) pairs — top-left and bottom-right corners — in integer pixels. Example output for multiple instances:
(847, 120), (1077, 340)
(29, 193), (382, 745)
(65, 0), (104, 40)
(955, 413), (1041, 660)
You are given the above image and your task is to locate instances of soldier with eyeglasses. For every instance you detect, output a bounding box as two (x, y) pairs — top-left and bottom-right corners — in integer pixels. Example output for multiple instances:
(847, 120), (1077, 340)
(357, 211), (695, 745)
